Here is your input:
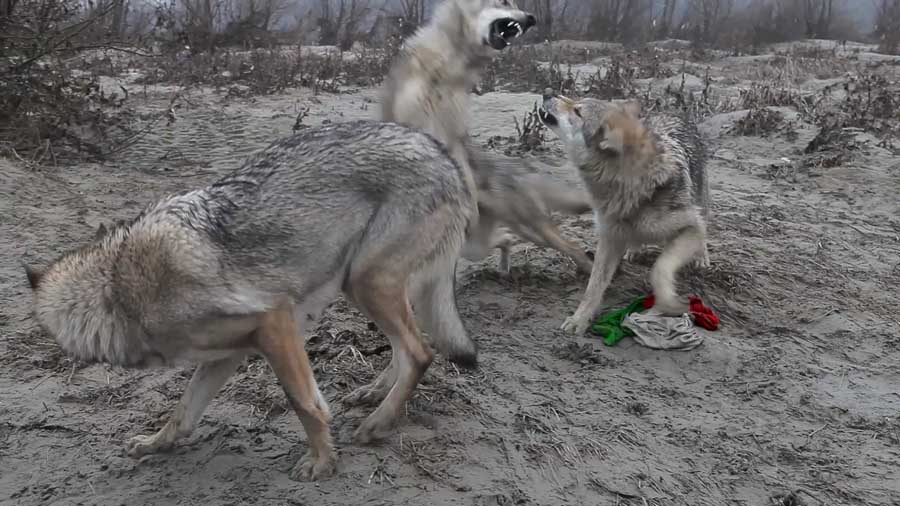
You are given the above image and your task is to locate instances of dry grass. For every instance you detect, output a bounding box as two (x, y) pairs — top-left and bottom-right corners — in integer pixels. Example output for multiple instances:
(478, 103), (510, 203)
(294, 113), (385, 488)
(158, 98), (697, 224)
(134, 45), (398, 95)
(730, 107), (788, 137)
(0, 328), (80, 373)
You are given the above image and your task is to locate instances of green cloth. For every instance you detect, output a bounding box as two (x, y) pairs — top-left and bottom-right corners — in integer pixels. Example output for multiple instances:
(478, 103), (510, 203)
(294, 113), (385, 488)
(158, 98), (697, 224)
(590, 296), (649, 346)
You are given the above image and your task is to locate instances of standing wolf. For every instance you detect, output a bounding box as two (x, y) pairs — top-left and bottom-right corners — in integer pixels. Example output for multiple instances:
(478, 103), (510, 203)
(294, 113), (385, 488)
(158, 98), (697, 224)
(23, 120), (478, 480)
(539, 95), (711, 335)
(379, 0), (595, 273)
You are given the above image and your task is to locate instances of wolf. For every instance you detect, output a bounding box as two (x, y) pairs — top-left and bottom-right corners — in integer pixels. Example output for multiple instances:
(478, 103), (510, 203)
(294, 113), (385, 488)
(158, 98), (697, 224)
(538, 94), (711, 335)
(379, 0), (594, 274)
(23, 120), (477, 481)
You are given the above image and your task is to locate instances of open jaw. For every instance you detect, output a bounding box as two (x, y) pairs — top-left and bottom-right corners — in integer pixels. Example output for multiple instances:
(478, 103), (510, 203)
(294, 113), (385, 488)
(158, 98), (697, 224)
(487, 17), (531, 50)
(538, 106), (558, 127)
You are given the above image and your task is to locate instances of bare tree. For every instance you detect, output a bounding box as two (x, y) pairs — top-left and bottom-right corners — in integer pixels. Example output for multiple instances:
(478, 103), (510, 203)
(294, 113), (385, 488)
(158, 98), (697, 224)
(654, 0), (678, 39)
(179, 0), (219, 50)
(802, 0), (834, 38)
(398, 0), (424, 30)
(874, 0), (900, 53)
(682, 0), (734, 44)
(526, 0), (568, 40)
(584, 0), (653, 43)
(317, 0), (370, 49)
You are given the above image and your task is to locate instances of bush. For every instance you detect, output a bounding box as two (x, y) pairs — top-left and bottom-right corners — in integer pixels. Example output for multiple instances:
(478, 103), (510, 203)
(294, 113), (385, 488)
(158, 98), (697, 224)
(0, 0), (137, 160)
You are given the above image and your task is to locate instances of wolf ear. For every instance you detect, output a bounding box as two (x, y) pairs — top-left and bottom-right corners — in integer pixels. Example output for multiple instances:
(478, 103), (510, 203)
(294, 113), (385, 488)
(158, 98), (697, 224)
(94, 223), (108, 240)
(583, 122), (620, 154)
(24, 263), (46, 290)
(585, 122), (626, 156)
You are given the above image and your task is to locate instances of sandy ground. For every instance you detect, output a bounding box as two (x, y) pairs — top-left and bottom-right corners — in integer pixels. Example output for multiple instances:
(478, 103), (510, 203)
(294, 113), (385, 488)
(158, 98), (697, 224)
(1, 45), (900, 506)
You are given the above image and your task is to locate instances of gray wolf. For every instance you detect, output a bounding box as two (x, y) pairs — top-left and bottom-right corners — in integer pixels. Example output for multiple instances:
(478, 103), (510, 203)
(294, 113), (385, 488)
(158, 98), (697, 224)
(538, 95), (711, 335)
(379, 0), (594, 273)
(23, 120), (477, 481)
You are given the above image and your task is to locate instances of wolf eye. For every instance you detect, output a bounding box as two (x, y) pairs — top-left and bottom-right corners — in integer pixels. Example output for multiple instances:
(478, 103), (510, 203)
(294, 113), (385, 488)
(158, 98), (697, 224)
(573, 107), (582, 118)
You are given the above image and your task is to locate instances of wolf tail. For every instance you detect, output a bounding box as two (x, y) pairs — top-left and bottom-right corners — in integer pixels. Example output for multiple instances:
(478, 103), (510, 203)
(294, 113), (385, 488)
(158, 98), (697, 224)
(412, 257), (478, 369)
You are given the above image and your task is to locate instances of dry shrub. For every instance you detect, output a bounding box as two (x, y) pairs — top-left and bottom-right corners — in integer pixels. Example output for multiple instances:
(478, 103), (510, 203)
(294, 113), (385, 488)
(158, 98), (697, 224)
(481, 46), (578, 95)
(640, 70), (728, 121)
(831, 72), (898, 136)
(739, 82), (807, 109)
(483, 103), (548, 156)
(133, 43), (398, 95)
(0, 0), (139, 161)
(801, 123), (865, 168)
(730, 107), (785, 137)
(583, 58), (639, 100)
(808, 70), (900, 147)
(874, 0), (900, 55)
(514, 103), (547, 151)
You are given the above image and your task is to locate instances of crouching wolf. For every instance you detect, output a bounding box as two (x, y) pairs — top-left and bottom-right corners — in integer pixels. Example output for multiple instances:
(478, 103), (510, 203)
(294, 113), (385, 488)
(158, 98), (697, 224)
(379, 0), (595, 273)
(539, 95), (711, 335)
(23, 120), (477, 481)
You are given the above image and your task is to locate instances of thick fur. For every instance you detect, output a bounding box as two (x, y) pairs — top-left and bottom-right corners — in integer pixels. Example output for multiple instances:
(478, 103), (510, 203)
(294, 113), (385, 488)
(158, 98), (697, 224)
(380, 0), (593, 273)
(24, 120), (478, 477)
(539, 96), (711, 335)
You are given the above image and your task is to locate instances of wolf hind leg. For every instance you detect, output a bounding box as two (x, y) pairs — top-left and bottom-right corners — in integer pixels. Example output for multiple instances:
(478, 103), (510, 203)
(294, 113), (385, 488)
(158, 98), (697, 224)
(253, 299), (336, 481)
(126, 353), (244, 459)
(346, 269), (434, 444)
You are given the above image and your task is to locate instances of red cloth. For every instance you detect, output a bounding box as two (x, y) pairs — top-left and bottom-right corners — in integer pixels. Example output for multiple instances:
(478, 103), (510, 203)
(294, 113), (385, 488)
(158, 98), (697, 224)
(642, 295), (720, 331)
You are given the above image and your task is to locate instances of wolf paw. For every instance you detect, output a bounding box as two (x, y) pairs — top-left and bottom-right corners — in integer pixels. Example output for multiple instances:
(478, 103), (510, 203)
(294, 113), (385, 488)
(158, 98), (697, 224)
(289, 450), (337, 482)
(353, 414), (396, 445)
(692, 253), (711, 269)
(495, 231), (515, 274)
(342, 384), (390, 407)
(560, 314), (590, 335)
(654, 298), (690, 316)
(497, 248), (511, 274)
(125, 433), (171, 459)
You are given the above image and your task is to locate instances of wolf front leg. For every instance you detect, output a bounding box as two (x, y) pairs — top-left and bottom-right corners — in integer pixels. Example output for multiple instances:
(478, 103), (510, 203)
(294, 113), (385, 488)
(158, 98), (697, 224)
(126, 354), (244, 459)
(651, 226), (705, 315)
(561, 234), (626, 335)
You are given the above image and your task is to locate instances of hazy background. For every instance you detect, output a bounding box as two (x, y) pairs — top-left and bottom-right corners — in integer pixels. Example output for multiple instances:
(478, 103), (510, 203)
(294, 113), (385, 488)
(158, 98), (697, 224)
(11, 0), (885, 52)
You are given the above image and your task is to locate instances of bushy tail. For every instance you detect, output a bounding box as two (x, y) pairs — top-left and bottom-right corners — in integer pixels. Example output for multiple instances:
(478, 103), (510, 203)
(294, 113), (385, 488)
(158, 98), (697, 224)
(412, 259), (478, 368)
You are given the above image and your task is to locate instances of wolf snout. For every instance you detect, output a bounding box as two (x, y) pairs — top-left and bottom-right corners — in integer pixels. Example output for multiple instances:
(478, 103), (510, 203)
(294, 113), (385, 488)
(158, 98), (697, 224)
(523, 14), (536, 29)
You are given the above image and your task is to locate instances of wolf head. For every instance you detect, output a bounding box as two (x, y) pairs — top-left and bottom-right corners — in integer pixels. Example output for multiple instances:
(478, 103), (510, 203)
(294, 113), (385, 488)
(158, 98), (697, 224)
(24, 247), (95, 347)
(23, 221), (125, 361)
(438, 0), (536, 52)
(539, 93), (650, 167)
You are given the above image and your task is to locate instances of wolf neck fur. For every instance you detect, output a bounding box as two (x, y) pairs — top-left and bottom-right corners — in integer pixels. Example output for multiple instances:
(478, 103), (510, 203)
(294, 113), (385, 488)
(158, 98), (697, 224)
(406, 1), (490, 87)
(579, 138), (676, 220)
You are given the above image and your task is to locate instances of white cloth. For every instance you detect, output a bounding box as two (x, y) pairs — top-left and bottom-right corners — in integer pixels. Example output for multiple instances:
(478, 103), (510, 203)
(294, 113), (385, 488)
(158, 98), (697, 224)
(622, 308), (704, 351)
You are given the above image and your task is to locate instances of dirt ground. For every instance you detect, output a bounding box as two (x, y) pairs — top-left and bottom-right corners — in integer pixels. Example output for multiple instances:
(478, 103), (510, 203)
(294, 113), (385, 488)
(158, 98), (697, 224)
(2, 42), (900, 506)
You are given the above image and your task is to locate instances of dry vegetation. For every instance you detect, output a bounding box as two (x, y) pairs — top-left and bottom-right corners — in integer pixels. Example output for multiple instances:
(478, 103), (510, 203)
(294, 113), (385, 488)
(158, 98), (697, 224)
(3, 0), (899, 162)
(2, 1), (900, 505)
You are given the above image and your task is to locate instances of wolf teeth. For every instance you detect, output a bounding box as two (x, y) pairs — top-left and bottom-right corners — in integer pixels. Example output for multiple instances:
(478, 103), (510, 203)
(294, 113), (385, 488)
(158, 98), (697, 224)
(512, 21), (522, 37)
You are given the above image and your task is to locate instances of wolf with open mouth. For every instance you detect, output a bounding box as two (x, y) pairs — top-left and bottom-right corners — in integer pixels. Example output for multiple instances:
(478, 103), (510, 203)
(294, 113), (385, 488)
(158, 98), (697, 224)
(484, 9), (536, 49)
(379, 0), (592, 278)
